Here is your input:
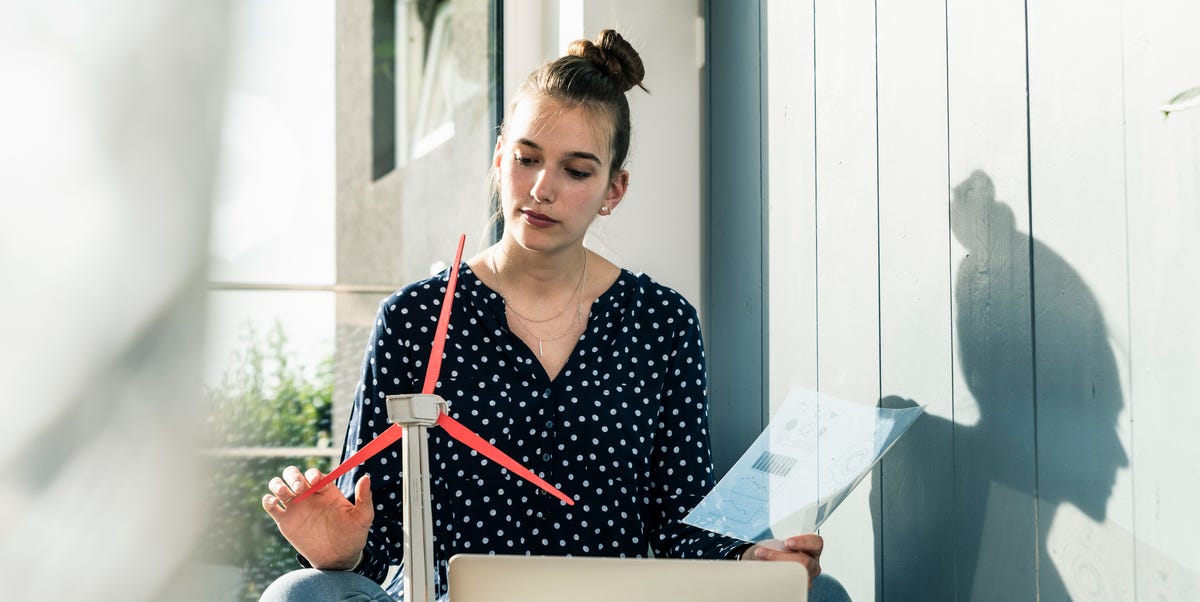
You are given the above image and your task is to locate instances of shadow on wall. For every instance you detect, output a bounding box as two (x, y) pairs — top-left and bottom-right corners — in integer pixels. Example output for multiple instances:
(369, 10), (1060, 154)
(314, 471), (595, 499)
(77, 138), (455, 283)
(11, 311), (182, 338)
(870, 170), (1128, 601)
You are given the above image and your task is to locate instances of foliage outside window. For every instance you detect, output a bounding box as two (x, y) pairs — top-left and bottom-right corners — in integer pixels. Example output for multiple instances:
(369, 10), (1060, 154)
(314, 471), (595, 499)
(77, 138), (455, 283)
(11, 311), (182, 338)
(195, 323), (335, 601)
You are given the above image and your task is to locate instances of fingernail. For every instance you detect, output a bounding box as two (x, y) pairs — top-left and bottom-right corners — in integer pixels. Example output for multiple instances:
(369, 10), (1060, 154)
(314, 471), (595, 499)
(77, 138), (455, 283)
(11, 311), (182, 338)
(264, 494), (275, 504)
(292, 481), (303, 491)
(755, 548), (768, 559)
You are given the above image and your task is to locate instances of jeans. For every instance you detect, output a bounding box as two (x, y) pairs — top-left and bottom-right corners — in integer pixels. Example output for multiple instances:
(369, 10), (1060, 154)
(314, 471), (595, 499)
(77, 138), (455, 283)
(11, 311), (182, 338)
(259, 569), (394, 602)
(809, 573), (852, 602)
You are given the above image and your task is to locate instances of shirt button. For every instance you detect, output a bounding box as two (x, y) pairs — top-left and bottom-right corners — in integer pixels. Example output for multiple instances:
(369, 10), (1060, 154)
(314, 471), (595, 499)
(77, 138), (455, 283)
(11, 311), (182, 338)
(543, 388), (552, 399)
(542, 453), (552, 462)
(545, 420), (554, 429)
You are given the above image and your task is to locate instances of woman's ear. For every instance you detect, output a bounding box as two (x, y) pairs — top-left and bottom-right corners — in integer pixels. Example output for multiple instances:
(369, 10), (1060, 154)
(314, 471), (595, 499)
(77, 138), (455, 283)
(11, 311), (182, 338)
(603, 169), (629, 213)
(492, 136), (504, 170)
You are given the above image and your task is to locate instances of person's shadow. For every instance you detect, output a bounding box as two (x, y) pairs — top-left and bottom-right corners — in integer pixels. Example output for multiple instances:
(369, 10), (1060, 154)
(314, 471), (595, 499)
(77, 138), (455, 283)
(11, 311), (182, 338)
(869, 170), (1128, 600)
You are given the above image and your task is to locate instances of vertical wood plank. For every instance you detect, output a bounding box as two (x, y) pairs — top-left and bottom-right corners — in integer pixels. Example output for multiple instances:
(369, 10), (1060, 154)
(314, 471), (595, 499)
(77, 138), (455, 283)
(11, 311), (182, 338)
(765, 0), (817, 409)
(1027, 0), (1136, 599)
(872, 0), (955, 598)
(1123, 0), (1200, 597)
(946, 0), (1038, 597)
(811, 0), (879, 597)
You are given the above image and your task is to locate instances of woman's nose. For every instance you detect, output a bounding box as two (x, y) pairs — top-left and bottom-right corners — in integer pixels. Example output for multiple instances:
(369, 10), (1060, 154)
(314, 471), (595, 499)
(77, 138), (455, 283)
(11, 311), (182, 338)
(530, 170), (554, 203)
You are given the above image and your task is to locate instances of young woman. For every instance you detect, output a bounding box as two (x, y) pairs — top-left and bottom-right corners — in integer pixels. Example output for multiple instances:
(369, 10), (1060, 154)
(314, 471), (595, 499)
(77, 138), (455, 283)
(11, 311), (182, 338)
(261, 30), (848, 601)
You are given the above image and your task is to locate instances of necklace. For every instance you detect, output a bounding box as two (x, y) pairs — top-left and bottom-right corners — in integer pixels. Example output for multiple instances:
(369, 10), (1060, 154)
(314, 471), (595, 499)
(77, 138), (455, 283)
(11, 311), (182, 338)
(491, 251), (587, 324)
(490, 250), (588, 357)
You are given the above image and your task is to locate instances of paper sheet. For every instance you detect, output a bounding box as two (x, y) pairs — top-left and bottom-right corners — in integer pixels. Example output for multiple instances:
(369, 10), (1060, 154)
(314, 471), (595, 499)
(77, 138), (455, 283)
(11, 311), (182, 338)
(684, 387), (924, 541)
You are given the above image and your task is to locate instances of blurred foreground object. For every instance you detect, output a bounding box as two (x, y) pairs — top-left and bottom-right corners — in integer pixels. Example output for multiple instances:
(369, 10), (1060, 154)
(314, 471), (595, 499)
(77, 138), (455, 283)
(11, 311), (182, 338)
(0, 1), (230, 599)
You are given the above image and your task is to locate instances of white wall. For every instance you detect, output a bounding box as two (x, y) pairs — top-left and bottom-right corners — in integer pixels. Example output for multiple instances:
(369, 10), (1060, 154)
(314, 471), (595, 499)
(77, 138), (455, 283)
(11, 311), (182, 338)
(763, 0), (1200, 599)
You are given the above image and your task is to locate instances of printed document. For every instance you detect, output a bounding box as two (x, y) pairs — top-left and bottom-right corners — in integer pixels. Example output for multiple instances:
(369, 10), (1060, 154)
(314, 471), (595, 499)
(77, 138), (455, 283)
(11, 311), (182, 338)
(684, 387), (924, 541)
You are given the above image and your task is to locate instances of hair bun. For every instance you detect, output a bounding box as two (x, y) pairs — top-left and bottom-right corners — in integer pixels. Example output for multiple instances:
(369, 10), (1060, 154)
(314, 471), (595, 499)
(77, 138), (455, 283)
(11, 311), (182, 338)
(567, 29), (647, 93)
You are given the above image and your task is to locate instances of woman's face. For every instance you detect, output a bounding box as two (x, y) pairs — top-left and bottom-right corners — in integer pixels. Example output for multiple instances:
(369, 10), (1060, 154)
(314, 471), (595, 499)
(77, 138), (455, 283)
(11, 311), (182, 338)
(493, 95), (628, 255)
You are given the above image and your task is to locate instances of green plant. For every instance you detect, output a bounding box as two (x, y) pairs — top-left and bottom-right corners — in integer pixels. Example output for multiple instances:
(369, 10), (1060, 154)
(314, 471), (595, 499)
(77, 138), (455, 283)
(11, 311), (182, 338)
(195, 322), (335, 601)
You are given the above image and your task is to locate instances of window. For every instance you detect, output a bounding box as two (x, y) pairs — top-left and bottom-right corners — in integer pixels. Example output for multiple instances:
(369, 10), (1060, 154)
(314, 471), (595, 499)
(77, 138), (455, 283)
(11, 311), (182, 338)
(198, 1), (339, 598)
(196, 1), (502, 597)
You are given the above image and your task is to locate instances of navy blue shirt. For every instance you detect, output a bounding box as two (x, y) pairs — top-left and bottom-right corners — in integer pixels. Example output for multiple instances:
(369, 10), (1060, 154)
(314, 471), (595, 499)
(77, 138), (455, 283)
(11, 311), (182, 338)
(336, 263), (746, 599)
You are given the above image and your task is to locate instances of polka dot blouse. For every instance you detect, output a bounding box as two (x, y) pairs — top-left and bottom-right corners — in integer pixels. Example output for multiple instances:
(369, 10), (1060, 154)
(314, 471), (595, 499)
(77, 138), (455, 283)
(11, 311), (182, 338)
(334, 263), (746, 600)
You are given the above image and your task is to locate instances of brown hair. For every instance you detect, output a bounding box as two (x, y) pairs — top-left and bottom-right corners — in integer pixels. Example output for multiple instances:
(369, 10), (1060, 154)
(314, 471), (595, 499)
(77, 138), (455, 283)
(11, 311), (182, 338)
(501, 29), (648, 175)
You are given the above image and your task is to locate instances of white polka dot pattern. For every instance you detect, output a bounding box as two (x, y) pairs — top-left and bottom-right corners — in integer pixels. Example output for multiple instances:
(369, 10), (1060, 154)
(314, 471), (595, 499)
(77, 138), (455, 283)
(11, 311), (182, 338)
(334, 264), (746, 599)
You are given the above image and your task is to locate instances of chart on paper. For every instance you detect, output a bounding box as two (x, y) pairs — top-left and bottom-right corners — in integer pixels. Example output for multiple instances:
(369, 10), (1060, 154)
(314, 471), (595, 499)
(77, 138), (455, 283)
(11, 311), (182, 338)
(684, 387), (924, 542)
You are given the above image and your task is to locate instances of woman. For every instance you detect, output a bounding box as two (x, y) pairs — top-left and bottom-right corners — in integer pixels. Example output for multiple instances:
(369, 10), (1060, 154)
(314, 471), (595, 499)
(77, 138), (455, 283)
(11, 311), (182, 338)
(261, 30), (848, 601)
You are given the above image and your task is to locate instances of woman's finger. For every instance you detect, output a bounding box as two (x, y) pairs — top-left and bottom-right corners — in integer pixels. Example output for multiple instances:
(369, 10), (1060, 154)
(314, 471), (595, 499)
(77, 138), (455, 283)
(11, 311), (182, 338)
(784, 534), (824, 557)
(305, 467), (325, 487)
(262, 493), (285, 515)
(268, 476), (297, 504)
(281, 465), (308, 496)
(753, 546), (809, 564)
(302, 467), (338, 498)
(353, 474), (372, 507)
(753, 546), (820, 578)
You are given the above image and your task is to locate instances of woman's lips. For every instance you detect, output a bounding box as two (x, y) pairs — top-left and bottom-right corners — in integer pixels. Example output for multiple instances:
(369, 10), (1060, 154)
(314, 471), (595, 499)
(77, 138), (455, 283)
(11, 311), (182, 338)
(521, 209), (558, 228)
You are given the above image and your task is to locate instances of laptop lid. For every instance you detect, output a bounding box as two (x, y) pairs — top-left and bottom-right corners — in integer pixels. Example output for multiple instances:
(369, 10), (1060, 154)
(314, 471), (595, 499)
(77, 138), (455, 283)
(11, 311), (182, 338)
(447, 554), (808, 602)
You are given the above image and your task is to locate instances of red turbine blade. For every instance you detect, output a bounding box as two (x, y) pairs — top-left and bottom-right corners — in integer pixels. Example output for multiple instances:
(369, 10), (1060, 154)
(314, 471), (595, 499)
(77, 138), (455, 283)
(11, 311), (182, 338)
(436, 413), (576, 506)
(290, 235), (466, 505)
(422, 234), (465, 395)
(291, 424), (403, 504)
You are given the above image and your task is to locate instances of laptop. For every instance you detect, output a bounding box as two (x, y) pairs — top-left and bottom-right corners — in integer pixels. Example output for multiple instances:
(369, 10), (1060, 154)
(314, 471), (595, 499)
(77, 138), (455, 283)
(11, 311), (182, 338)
(447, 554), (808, 601)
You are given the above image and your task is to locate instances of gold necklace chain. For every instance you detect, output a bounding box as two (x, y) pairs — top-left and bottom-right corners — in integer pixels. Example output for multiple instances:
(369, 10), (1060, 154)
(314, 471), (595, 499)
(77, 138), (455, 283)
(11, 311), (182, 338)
(508, 298), (584, 357)
(490, 250), (588, 356)
(489, 249), (587, 323)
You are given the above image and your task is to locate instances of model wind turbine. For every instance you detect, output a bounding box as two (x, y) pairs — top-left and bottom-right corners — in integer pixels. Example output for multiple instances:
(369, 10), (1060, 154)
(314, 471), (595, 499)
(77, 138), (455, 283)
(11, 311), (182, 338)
(291, 234), (574, 602)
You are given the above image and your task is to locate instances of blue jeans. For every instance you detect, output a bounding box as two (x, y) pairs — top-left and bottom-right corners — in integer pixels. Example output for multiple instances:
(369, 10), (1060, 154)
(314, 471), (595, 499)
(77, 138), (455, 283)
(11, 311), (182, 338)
(810, 573), (852, 601)
(259, 569), (394, 602)
(260, 568), (851, 601)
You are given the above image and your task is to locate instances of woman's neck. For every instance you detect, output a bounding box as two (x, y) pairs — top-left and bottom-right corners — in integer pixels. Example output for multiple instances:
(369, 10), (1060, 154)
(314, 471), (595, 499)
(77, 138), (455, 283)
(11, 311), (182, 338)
(490, 239), (588, 298)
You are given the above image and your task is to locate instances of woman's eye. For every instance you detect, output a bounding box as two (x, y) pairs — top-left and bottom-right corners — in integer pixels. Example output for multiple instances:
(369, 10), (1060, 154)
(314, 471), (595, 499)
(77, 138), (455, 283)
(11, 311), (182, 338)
(566, 168), (591, 179)
(513, 154), (535, 166)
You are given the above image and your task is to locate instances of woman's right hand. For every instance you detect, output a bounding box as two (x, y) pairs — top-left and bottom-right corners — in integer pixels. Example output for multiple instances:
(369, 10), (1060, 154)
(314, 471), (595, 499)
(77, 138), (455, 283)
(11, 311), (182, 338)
(262, 465), (374, 570)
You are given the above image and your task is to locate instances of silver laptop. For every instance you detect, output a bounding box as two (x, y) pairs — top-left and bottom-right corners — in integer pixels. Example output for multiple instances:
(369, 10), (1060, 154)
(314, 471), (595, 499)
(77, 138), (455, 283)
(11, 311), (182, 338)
(447, 554), (808, 601)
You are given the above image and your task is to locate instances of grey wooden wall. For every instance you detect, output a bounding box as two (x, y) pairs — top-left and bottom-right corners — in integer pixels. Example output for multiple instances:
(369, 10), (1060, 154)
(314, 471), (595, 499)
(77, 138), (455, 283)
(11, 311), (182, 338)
(707, 0), (1200, 599)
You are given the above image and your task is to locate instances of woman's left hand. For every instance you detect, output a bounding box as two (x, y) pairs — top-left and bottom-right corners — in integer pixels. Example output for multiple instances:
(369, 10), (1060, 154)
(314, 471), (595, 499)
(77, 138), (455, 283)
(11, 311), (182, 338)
(741, 534), (823, 585)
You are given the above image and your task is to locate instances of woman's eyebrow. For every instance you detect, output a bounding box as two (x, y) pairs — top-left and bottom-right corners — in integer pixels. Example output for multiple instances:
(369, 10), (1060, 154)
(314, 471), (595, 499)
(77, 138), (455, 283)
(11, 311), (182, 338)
(516, 138), (603, 165)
